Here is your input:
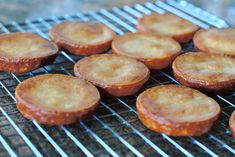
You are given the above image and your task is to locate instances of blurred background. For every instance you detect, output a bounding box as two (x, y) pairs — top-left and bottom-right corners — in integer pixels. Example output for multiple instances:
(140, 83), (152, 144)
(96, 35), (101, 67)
(0, 0), (234, 26)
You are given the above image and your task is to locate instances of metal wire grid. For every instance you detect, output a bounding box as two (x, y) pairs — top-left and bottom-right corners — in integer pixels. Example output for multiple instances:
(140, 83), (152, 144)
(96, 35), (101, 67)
(0, 0), (234, 156)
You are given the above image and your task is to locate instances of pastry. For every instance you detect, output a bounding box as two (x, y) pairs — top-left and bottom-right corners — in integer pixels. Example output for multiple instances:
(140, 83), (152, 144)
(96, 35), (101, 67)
(0, 32), (58, 73)
(74, 54), (150, 96)
(194, 28), (235, 57)
(50, 21), (116, 55)
(137, 13), (199, 43)
(112, 32), (181, 69)
(173, 52), (235, 92)
(136, 84), (220, 136)
(15, 74), (100, 125)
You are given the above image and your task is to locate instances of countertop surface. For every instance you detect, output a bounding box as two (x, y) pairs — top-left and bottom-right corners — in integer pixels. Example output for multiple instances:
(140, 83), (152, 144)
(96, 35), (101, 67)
(0, 0), (234, 26)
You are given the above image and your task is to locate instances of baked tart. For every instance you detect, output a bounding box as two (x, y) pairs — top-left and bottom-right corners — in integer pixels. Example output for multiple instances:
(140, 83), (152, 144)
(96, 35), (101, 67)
(229, 110), (235, 139)
(15, 74), (100, 125)
(194, 28), (235, 57)
(137, 13), (199, 43)
(137, 84), (220, 136)
(172, 52), (235, 92)
(74, 54), (150, 97)
(112, 32), (181, 69)
(0, 32), (58, 73)
(50, 21), (116, 55)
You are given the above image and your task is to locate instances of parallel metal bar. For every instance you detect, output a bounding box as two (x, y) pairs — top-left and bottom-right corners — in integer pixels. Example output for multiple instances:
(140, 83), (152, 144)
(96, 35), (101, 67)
(80, 122), (119, 157)
(89, 11), (123, 35)
(134, 4), (152, 15)
(56, 14), (146, 157)
(112, 7), (137, 25)
(116, 4), (232, 155)
(0, 23), (43, 157)
(166, 0), (229, 28)
(60, 126), (94, 157)
(76, 13), (90, 21)
(209, 135), (235, 154)
(10, 21), (69, 157)
(159, 70), (235, 154)
(38, 16), (120, 157)
(190, 137), (218, 157)
(100, 101), (169, 157)
(100, 9), (136, 32)
(98, 9), (195, 157)
(155, 1), (209, 29)
(123, 6), (142, 18)
(157, 71), (223, 157)
(93, 115), (144, 157)
(26, 18), (96, 156)
(88, 11), (170, 156)
(0, 96), (42, 157)
(44, 27), (143, 156)
(117, 97), (194, 157)
(0, 134), (17, 157)
(144, 2), (165, 14)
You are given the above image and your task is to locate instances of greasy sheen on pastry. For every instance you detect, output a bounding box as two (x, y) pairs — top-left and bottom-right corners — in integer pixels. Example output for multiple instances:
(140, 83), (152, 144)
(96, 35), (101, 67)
(15, 74), (100, 125)
(173, 52), (235, 92)
(112, 32), (181, 69)
(0, 32), (58, 73)
(194, 28), (235, 57)
(50, 21), (116, 55)
(137, 84), (220, 136)
(74, 54), (150, 96)
(137, 13), (199, 43)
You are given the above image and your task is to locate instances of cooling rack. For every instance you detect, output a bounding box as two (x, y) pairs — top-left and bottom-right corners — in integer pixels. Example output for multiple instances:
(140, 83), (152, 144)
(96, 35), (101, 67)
(0, 0), (234, 156)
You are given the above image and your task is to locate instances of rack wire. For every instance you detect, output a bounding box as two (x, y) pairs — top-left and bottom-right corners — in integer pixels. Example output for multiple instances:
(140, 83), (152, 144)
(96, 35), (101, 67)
(0, 0), (234, 156)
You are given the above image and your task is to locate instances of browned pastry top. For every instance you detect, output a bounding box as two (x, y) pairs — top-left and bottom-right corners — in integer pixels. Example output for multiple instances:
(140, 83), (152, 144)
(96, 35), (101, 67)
(15, 74), (100, 112)
(138, 84), (220, 123)
(194, 28), (235, 56)
(137, 13), (199, 37)
(50, 21), (115, 45)
(74, 54), (150, 87)
(0, 32), (58, 59)
(112, 32), (181, 59)
(173, 52), (235, 83)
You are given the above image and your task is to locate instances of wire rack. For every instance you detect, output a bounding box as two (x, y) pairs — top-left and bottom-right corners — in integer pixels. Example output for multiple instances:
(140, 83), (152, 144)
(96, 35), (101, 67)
(0, 0), (234, 156)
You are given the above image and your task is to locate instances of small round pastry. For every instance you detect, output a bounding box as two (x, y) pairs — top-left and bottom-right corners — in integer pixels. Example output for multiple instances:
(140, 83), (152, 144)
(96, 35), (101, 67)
(172, 52), (235, 92)
(112, 32), (181, 69)
(74, 54), (150, 97)
(49, 21), (116, 55)
(229, 110), (235, 139)
(136, 84), (220, 136)
(0, 32), (58, 73)
(137, 13), (199, 43)
(15, 74), (100, 125)
(193, 28), (235, 57)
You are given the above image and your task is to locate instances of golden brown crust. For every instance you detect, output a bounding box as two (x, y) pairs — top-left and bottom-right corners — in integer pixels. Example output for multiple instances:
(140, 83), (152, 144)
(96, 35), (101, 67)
(229, 111), (235, 139)
(15, 74), (100, 125)
(74, 54), (150, 97)
(194, 28), (235, 57)
(136, 84), (220, 136)
(0, 32), (58, 73)
(172, 52), (235, 93)
(112, 32), (181, 69)
(137, 13), (199, 43)
(49, 21), (116, 55)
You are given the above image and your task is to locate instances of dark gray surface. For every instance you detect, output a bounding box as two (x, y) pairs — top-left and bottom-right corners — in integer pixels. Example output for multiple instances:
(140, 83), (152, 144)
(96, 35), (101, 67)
(0, 0), (154, 24)
(0, 0), (234, 26)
